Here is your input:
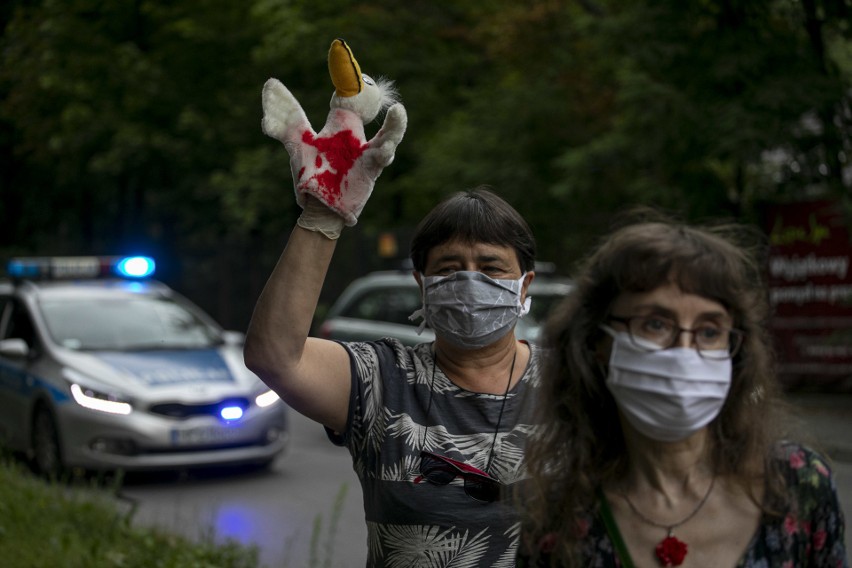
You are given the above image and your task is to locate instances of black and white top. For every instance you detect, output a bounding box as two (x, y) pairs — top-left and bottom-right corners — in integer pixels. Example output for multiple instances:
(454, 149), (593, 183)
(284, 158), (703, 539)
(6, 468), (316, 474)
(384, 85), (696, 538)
(327, 338), (542, 567)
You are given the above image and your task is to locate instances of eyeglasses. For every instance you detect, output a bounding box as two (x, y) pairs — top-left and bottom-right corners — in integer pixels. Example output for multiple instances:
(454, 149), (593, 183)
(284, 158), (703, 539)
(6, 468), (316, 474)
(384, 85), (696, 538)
(417, 450), (502, 502)
(608, 315), (744, 360)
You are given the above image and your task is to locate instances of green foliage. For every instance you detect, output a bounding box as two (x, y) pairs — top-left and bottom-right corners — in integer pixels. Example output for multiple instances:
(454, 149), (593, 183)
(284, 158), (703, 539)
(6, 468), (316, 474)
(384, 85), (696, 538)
(0, 0), (266, 256)
(2, 0), (852, 325)
(0, 458), (259, 568)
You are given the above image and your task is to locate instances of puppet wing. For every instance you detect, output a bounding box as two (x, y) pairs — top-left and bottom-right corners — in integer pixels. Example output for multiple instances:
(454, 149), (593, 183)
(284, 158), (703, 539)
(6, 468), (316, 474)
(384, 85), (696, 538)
(261, 78), (312, 145)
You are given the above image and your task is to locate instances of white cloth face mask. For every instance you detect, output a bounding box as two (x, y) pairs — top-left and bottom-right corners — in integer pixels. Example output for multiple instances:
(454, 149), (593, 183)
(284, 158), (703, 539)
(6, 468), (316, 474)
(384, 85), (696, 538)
(601, 326), (732, 442)
(410, 271), (531, 350)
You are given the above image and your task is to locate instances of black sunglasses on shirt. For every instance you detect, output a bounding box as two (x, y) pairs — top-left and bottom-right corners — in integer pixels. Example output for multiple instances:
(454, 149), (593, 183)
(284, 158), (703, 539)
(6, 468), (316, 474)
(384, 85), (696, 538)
(417, 450), (502, 503)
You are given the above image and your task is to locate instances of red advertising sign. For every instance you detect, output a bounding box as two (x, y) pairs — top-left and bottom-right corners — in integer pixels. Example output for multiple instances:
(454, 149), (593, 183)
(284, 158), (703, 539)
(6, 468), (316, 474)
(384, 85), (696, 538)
(765, 200), (852, 388)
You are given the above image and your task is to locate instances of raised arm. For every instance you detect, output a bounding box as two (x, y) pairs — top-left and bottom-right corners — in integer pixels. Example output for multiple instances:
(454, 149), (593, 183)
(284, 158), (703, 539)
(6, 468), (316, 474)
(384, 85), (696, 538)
(244, 200), (352, 433)
(246, 41), (406, 433)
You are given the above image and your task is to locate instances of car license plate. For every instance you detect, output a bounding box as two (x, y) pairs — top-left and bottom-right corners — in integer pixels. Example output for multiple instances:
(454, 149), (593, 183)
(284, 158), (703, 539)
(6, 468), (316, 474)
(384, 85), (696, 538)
(171, 425), (241, 446)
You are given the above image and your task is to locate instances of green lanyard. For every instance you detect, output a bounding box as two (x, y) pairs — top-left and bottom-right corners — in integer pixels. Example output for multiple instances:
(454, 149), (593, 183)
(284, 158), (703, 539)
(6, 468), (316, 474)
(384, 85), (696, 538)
(597, 488), (636, 568)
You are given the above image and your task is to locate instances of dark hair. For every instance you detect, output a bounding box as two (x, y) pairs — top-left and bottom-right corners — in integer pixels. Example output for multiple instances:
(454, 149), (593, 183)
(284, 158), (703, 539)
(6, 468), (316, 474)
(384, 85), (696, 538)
(520, 209), (792, 566)
(409, 186), (536, 273)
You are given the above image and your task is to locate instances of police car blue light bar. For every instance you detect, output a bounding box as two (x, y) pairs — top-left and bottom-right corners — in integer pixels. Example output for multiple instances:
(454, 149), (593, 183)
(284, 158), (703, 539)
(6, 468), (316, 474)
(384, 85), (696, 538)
(116, 256), (156, 278)
(6, 256), (156, 280)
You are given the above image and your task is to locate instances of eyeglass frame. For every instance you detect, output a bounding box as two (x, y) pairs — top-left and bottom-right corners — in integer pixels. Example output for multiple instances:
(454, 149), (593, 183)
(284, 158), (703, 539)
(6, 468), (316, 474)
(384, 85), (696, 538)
(607, 314), (744, 360)
(417, 450), (503, 503)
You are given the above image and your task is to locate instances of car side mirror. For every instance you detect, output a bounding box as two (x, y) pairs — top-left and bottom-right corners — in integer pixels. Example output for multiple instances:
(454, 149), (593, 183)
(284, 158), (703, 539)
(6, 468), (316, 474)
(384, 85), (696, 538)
(0, 338), (29, 359)
(222, 331), (246, 346)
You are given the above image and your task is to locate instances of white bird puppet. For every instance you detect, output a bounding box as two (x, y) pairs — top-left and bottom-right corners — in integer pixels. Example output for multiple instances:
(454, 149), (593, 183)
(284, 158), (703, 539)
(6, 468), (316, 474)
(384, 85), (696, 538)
(261, 39), (408, 228)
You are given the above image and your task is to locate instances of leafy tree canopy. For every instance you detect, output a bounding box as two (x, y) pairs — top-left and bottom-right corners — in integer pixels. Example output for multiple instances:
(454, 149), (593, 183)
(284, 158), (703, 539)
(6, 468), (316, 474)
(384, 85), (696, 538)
(1, 0), (850, 327)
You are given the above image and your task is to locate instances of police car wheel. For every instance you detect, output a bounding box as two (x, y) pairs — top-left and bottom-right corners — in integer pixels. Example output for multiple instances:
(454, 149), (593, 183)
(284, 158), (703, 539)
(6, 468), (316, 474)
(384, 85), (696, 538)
(32, 405), (63, 478)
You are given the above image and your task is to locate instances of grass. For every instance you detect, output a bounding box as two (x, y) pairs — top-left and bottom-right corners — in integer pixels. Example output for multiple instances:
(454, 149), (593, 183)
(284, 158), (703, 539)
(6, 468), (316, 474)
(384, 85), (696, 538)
(308, 482), (349, 568)
(0, 455), (354, 568)
(0, 456), (261, 568)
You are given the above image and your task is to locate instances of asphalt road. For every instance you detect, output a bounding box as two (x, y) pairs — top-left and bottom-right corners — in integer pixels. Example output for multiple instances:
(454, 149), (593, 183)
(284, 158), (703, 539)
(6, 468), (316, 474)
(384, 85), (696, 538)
(119, 407), (368, 568)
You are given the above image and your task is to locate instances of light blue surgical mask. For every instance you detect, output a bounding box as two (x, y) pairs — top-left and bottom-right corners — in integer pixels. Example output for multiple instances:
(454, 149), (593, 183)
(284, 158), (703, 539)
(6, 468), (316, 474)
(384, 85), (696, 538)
(410, 271), (530, 350)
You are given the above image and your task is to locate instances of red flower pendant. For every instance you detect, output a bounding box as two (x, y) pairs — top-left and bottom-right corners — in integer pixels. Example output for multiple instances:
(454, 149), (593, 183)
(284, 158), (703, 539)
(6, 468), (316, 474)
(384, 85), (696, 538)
(655, 535), (688, 567)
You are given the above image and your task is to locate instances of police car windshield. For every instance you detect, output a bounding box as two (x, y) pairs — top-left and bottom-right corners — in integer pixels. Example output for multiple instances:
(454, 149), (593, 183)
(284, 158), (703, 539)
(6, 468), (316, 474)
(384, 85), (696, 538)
(39, 296), (220, 351)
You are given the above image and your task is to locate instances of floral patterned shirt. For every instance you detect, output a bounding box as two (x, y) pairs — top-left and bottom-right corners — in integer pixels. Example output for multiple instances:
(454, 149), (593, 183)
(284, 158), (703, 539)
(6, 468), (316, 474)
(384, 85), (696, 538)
(517, 443), (848, 567)
(328, 338), (541, 567)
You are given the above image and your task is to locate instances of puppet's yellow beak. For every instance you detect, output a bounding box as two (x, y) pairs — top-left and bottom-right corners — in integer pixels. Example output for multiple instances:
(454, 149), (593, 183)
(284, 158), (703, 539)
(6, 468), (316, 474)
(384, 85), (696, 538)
(328, 38), (363, 98)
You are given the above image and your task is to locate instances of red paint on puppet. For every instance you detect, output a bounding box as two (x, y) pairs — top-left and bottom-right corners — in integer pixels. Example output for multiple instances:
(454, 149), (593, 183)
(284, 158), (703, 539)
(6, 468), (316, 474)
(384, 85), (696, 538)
(301, 130), (366, 205)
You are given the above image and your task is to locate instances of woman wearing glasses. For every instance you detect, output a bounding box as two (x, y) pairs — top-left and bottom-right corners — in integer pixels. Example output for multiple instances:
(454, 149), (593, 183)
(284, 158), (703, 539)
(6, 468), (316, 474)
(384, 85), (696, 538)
(517, 214), (848, 567)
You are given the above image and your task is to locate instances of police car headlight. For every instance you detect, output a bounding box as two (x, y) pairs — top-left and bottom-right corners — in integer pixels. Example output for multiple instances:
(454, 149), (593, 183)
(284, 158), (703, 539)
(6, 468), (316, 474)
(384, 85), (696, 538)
(64, 370), (133, 415)
(255, 389), (280, 408)
(70, 384), (132, 415)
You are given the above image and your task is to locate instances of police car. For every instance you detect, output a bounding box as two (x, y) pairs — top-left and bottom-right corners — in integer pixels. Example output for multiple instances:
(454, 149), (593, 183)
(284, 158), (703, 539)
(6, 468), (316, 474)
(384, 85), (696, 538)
(0, 256), (287, 476)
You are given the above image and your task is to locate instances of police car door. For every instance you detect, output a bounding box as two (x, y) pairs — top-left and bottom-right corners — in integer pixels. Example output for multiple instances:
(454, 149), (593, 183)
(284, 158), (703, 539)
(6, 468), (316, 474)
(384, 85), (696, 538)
(0, 297), (38, 452)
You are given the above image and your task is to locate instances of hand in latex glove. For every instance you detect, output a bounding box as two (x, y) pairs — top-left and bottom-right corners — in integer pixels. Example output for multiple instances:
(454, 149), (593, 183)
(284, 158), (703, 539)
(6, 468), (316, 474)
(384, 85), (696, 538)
(261, 39), (407, 232)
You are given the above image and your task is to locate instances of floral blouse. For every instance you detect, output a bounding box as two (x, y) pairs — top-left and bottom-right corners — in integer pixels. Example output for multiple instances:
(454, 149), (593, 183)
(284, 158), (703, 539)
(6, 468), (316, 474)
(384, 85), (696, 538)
(518, 443), (848, 567)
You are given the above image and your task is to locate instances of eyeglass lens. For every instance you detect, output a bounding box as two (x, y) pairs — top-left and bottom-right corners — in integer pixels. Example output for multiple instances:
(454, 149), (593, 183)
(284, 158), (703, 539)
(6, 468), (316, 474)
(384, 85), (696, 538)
(463, 477), (499, 502)
(623, 315), (741, 357)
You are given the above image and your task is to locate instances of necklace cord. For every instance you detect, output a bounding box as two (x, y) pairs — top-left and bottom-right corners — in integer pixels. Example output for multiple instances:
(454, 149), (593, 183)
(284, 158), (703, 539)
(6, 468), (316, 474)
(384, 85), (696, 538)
(422, 344), (517, 476)
(420, 355), (438, 449)
(621, 475), (716, 534)
(484, 350), (516, 473)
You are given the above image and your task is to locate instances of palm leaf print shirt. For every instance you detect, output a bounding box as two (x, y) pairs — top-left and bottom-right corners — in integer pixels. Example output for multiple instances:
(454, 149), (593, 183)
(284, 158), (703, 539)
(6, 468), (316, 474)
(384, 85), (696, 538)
(327, 339), (541, 567)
